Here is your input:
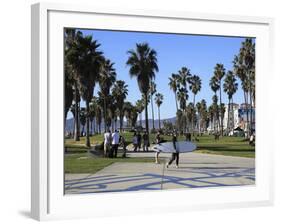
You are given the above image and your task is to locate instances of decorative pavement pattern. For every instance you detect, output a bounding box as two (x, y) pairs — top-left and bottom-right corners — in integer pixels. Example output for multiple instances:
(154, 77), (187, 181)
(65, 153), (255, 194)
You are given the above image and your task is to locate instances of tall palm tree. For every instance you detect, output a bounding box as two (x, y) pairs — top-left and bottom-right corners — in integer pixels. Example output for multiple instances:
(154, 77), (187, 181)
(168, 73), (179, 111)
(199, 99), (208, 133)
(234, 38), (255, 135)
(135, 99), (145, 127)
(196, 102), (201, 133)
(124, 101), (134, 128)
(154, 93), (164, 129)
(149, 81), (157, 130)
(65, 28), (81, 141)
(214, 63), (226, 136)
(112, 80), (128, 131)
(99, 59), (116, 131)
(89, 98), (97, 135)
(178, 67), (191, 88)
(177, 87), (188, 132)
(131, 106), (139, 128)
(223, 70), (238, 134)
(189, 75), (202, 133)
(126, 42), (159, 137)
(211, 95), (219, 133)
(177, 87), (188, 111)
(66, 31), (104, 147)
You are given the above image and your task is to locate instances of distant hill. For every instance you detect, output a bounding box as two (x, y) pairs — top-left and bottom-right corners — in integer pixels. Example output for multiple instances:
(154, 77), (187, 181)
(65, 116), (176, 133)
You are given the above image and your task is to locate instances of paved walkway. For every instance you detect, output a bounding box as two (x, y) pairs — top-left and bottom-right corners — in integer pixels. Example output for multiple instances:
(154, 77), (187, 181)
(65, 152), (255, 194)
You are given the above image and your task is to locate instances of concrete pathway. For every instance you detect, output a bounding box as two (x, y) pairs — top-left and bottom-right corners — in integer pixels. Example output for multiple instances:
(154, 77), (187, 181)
(65, 152), (255, 194)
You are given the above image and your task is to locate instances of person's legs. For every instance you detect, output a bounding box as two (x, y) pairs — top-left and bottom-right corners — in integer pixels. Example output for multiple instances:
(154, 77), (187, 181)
(175, 153), (179, 167)
(168, 153), (176, 165)
(104, 143), (107, 157)
(114, 145), (118, 157)
(155, 152), (160, 163)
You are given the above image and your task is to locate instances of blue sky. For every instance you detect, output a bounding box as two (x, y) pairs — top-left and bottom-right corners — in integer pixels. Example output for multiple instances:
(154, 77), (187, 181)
(69, 29), (253, 120)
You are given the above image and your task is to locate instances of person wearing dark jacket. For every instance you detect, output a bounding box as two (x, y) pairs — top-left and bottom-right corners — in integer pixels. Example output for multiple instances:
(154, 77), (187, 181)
(166, 131), (179, 168)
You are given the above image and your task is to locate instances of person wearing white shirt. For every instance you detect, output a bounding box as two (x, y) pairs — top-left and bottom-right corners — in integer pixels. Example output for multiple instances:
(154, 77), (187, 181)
(104, 130), (112, 157)
(111, 130), (120, 157)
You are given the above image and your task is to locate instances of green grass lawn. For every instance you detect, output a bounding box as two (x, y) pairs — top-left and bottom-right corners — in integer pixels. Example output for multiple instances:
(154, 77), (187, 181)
(195, 135), (255, 158)
(65, 153), (162, 173)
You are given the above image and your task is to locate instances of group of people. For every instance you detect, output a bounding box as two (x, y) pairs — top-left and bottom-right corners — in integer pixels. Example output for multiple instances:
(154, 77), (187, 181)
(103, 129), (181, 168)
(104, 130), (126, 158)
(132, 131), (149, 152)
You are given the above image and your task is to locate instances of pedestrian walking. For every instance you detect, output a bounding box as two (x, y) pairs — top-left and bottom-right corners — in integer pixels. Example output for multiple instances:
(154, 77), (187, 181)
(166, 131), (179, 168)
(111, 130), (120, 158)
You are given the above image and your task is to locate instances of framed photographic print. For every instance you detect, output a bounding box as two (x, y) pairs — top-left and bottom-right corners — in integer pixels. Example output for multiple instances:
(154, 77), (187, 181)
(31, 2), (274, 221)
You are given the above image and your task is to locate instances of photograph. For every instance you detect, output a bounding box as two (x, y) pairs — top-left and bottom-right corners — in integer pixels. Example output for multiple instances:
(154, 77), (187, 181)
(64, 28), (255, 195)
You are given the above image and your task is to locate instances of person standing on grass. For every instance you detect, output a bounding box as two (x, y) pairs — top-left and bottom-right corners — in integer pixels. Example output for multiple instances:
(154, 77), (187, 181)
(137, 132), (142, 151)
(132, 132), (138, 152)
(154, 131), (161, 164)
(120, 135), (127, 158)
(112, 130), (120, 158)
(166, 131), (179, 168)
(143, 131), (149, 152)
(103, 130), (112, 157)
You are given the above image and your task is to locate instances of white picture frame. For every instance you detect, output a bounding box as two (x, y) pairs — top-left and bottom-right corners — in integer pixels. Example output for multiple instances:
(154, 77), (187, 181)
(31, 2), (274, 221)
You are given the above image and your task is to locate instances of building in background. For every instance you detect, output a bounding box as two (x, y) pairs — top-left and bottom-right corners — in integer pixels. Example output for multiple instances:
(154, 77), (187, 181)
(207, 103), (255, 136)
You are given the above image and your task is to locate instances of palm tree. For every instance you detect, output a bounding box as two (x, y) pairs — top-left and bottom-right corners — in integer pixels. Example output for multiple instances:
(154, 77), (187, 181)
(234, 38), (255, 135)
(149, 81), (157, 130)
(214, 63), (226, 136)
(199, 99), (208, 133)
(95, 104), (102, 134)
(223, 70), (238, 134)
(65, 28), (81, 141)
(124, 101), (134, 128)
(211, 95), (219, 133)
(131, 106), (139, 128)
(89, 98), (97, 135)
(99, 59), (116, 132)
(178, 67), (191, 88)
(66, 31), (104, 147)
(107, 96), (117, 132)
(168, 73), (179, 111)
(177, 87), (188, 111)
(136, 99), (145, 127)
(112, 80), (128, 131)
(177, 87), (188, 132)
(126, 43), (159, 137)
(154, 93), (164, 129)
(189, 75), (202, 133)
(196, 102), (201, 133)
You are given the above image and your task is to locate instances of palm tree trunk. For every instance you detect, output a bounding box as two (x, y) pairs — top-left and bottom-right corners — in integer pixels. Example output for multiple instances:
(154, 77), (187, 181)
(120, 114), (123, 132)
(219, 82), (223, 136)
(158, 106), (161, 129)
(93, 117), (96, 134)
(85, 101), (90, 147)
(244, 90), (249, 137)
(192, 94), (196, 134)
(249, 90), (253, 134)
(144, 93), (149, 142)
(139, 113), (142, 126)
(151, 94), (155, 130)
(90, 120), (93, 135)
(103, 97), (107, 132)
(227, 98), (230, 135)
(74, 82), (80, 141)
(174, 92), (178, 111)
